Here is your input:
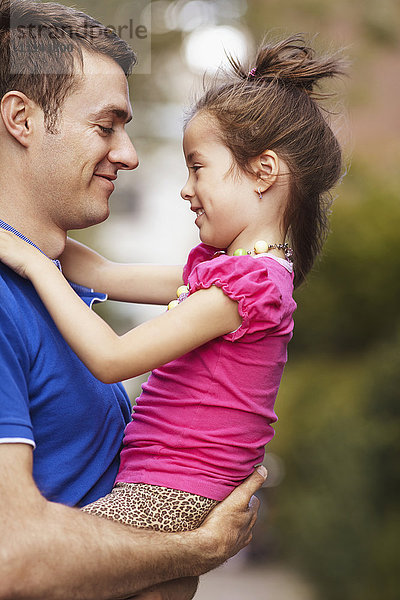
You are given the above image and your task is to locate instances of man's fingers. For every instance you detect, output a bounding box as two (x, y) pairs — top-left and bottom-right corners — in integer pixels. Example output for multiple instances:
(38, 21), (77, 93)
(223, 466), (267, 510)
(248, 494), (260, 512)
(247, 495), (260, 530)
(239, 467), (267, 506)
(237, 495), (261, 547)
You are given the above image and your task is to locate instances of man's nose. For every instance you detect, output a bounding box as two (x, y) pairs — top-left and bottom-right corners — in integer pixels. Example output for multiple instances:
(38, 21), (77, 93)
(110, 132), (139, 170)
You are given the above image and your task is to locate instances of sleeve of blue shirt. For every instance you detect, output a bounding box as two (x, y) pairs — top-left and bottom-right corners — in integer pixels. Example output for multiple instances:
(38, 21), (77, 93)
(0, 299), (35, 446)
(0, 277), (108, 446)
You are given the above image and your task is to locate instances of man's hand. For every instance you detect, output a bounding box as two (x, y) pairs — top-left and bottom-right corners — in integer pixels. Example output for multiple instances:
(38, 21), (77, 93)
(192, 466), (267, 572)
(120, 467), (267, 599)
(122, 468), (267, 600)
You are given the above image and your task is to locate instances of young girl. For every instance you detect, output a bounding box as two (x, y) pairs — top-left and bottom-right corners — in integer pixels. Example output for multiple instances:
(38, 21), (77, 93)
(0, 35), (344, 533)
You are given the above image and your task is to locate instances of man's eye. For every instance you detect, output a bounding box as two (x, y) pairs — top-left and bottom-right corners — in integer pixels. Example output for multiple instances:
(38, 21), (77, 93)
(190, 165), (201, 172)
(98, 125), (114, 135)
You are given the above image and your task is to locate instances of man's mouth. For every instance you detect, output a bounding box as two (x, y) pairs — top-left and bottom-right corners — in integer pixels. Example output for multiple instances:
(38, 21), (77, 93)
(195, 208), (205, 217)
(94, 173), (117, 192)
(94, 173), (117, 182)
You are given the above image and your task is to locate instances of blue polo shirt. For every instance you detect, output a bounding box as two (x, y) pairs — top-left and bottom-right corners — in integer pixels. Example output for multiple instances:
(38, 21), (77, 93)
(0, 221), (132, 507)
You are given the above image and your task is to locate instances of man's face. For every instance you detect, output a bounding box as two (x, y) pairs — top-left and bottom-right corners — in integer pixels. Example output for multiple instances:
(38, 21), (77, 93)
(30, 50), (138, 232)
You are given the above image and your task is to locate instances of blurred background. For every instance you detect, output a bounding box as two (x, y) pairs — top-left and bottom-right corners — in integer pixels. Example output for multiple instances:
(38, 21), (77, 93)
(61, 0), (399, 598)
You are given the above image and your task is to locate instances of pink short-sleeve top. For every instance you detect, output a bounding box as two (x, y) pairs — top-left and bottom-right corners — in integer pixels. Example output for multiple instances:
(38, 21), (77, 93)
(116, 244), (297, 501)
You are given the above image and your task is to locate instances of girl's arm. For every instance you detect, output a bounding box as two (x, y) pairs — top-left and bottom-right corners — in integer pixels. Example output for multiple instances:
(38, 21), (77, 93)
(0, 231), (241, 384)
(61, 237), (184, 306)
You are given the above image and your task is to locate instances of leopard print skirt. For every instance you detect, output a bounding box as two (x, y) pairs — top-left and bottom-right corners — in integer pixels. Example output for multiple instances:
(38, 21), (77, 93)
(81, 482), (219, 532)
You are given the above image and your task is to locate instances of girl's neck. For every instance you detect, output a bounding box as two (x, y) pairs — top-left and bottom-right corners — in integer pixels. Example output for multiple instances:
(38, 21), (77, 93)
(226, 228), (287, 259)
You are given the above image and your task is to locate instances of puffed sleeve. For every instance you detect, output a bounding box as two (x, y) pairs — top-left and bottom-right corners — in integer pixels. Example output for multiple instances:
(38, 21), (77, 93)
(182, 243), (217, 284)
(187, 254), (284, 341)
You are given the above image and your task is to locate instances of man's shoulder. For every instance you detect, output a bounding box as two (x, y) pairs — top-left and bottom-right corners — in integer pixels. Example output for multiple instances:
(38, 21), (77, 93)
(0, 263), (19, 301)
(0, 264), (42, 341)
(0, 263), (31, 307)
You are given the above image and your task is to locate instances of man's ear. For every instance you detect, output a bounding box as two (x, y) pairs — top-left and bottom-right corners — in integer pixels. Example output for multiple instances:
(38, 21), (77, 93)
(0, 91), (39, 148)
(249, 150), (280, 193)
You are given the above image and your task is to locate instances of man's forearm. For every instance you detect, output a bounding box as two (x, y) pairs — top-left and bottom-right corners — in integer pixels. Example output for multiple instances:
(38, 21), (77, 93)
(0, 498), (213, 600)
(1, 444), (265, 600)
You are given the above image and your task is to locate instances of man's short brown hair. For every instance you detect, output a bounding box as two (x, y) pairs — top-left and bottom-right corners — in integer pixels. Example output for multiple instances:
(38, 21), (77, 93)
(0, 0), (137, 131)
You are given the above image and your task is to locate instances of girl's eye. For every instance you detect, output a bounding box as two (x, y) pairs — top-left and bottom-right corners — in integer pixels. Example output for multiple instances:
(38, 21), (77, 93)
(190, 165), (202, 172)
(98, 125), (114, 135)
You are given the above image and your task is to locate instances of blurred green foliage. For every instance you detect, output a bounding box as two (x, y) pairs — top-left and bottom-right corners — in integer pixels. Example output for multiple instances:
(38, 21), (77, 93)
(293, 164), (400, 356)
(266, 164), (400, 599)
(268, 335), (400, 600)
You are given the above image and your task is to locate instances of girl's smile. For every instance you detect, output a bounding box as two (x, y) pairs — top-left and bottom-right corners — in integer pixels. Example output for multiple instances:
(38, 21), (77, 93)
(194, 208), (205, 227)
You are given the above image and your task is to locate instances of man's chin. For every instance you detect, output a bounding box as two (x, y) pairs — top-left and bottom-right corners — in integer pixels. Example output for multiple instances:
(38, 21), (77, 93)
(70, 207), (110, 230)
(86, 210), (110, 228)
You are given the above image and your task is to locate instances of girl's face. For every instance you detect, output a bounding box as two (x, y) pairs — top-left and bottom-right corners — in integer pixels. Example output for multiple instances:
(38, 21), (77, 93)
(181, 113), (257, 252)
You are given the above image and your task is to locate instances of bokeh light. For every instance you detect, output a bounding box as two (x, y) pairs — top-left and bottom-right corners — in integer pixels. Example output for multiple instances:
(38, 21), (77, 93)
(183, 24), (251, 74)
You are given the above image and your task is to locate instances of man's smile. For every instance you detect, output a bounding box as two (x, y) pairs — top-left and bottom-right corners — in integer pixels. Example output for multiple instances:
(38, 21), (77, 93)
(93, 172), (117, 192)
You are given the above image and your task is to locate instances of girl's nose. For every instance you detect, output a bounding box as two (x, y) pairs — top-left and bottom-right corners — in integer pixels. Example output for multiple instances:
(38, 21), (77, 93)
(180, 178), (193, 200)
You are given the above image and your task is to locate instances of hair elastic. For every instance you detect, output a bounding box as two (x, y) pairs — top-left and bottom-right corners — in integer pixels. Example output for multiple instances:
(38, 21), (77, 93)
(248, 67), (257, 77)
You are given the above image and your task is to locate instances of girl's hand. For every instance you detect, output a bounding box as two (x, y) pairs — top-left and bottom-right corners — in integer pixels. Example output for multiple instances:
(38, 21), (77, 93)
(0, 229), (48, 279)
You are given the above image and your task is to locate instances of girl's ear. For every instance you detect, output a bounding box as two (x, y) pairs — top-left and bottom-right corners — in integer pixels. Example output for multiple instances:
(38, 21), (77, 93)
(1, 91), (39, 148)
(250, 150), (280, 193)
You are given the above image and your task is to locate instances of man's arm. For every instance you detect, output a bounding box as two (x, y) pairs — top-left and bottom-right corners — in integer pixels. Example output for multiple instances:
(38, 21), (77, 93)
(0, 443), (266, 600)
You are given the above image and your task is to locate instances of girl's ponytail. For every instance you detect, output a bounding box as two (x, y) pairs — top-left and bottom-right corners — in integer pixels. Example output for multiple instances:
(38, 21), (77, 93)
(236, 34), (345, 95)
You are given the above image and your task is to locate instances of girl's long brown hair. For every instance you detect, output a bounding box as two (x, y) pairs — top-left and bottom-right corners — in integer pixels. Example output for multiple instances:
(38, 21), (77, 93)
(187, 34), (346, 287)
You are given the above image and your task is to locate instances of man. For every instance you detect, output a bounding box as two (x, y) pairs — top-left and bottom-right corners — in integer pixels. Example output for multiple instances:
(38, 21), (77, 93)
(0, 1), (266, 598)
